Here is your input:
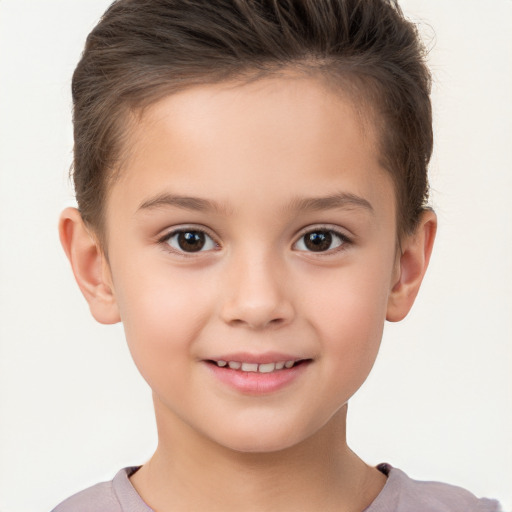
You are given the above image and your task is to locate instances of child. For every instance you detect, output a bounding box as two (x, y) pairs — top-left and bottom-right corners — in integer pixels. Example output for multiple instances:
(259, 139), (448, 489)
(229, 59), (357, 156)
(52, 0), (502, 510)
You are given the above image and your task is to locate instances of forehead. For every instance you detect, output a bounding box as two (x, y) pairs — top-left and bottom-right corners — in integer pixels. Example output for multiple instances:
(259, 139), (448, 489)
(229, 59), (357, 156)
(137, 75), (377, 159)
(107, 76), (394, 224)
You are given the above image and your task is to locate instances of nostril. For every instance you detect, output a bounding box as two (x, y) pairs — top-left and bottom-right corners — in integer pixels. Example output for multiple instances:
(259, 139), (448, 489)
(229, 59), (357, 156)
(220, 287), (295, 329)
(226, 315), (288, 330)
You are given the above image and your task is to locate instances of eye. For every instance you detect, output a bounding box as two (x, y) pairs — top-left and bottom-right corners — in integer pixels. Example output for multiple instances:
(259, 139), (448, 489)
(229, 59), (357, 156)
(294, 229), (349, 253)
(164, 229), (217, 253)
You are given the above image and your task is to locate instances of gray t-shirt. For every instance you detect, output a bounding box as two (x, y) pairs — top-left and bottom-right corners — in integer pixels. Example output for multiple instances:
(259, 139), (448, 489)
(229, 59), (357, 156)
(51, 463), (502, 511)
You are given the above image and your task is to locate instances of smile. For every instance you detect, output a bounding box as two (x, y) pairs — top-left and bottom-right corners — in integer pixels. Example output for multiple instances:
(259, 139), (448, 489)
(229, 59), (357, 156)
(205, 356), (312, 394)
(210, 360), (303, 373)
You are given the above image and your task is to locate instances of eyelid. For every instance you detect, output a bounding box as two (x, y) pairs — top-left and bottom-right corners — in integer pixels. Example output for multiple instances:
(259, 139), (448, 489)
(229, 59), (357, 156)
(157, 224), (221, 255)
(292, 225), (353, 253)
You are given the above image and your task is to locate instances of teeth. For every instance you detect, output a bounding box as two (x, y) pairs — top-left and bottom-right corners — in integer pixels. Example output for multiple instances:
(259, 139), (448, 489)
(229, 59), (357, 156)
(258, 363), (275, 373)
(216, 360), (298, 372)
(241, 362), (258, 372)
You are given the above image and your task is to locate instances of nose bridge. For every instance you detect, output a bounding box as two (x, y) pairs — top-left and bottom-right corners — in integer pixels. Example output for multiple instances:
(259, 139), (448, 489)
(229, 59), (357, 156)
(220, 244), (293, 329)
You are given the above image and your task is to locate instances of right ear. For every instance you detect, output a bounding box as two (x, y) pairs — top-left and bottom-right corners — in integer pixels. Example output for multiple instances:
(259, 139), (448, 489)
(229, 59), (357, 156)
(59, 207), (120, 324)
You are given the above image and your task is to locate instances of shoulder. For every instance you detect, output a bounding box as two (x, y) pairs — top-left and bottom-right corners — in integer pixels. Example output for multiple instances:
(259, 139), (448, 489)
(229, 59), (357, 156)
(51, 467), (151, 512)
(367, 464), (502, 512)
(51, 480), (120, 512)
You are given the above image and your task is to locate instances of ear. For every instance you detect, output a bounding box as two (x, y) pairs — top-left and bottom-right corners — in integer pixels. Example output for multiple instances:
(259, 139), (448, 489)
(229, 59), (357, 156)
(59, 207), (120, 324)
(386, 210), (437, 322)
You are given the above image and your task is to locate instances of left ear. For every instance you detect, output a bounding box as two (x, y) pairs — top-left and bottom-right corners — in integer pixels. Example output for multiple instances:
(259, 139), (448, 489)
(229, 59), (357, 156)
(59, 207), (121, 325)
(386, 209), (437, 322)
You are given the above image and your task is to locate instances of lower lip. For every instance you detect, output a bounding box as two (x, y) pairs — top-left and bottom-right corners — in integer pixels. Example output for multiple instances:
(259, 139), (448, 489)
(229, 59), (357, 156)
(205, 361), (310, 394)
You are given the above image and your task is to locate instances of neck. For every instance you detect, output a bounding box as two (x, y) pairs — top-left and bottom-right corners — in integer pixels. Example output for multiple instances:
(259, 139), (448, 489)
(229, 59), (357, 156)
(130, 400), (385, 512)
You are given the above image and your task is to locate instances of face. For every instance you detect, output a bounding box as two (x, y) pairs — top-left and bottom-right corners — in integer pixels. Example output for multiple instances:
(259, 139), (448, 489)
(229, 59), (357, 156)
(103, 76), (399, 453)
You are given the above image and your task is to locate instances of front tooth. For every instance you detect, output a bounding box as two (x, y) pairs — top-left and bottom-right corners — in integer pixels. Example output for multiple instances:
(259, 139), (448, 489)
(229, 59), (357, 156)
(284, 360), (295, 369)
(216, 360), (227, 367)
(258, 362), (276, 373)
(241, 362), (258, 372)
(228, 361), (241, 370)
(275, 362), (285, 370)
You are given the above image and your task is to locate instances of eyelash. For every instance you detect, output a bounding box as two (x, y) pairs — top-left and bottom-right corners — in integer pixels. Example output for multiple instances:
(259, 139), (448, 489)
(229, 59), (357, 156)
(158, 226), (352, 256)
(292, 226), (352, 255)
(158, 227), (220, 257)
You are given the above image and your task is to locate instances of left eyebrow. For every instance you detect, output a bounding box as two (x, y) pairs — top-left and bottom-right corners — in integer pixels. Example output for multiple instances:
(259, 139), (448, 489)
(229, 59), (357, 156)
(137, 193), (230, 215)
(286, 192), (374, 215)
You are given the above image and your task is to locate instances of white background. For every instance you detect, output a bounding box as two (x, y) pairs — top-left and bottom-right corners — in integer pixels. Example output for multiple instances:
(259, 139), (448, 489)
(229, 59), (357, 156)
(0, 1), (511, 510)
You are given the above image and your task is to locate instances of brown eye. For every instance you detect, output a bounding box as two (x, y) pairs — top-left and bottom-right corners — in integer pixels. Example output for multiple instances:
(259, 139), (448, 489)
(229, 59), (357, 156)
(294, 229), (347, 253)
(304, 231), (332, 251)
(166, 230), (216, 253)
(178, 231), (205, 252)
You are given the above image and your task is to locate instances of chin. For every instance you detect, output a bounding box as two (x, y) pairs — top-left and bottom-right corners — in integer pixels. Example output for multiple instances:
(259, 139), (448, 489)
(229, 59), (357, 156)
(223, 437), (299, 455)
(210, 421), (316, 455)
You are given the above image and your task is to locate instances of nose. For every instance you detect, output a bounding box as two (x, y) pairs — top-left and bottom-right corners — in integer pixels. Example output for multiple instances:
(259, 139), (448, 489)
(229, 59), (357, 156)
(219, 252), (295, 330)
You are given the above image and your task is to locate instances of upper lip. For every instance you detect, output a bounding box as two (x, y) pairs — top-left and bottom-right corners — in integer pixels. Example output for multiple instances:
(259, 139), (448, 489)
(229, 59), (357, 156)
(204, 352), (310, 364)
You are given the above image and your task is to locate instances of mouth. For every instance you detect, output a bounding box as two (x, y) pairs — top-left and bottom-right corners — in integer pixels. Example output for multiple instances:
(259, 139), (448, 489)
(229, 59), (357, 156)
(204, 355), (312, 394)
(206, 359), (310, 373)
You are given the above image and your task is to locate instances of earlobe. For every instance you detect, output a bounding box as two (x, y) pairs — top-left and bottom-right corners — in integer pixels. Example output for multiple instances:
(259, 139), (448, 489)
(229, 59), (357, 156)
(386, 210), (437, 322)
(59, 207), (120, 325)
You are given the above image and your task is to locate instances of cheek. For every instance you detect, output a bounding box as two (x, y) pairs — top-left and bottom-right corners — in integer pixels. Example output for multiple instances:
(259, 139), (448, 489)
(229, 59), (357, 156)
(305, 259), (391, 330)
(302, 258), (393, 379)
(111, 265), (214, 380)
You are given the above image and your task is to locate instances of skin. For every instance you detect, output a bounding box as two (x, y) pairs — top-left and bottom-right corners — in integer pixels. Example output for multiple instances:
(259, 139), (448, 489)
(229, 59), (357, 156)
(60, 76), (436, 511)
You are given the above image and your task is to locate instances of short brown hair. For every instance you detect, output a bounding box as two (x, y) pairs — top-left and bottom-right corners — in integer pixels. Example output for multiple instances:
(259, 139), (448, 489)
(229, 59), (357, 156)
(72, 0), (432, 241)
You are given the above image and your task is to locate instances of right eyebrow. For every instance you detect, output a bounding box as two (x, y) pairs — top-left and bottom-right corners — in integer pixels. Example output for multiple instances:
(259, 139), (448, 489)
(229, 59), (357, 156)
(286, 192), (375, 215)
(137, 193), (230, 215)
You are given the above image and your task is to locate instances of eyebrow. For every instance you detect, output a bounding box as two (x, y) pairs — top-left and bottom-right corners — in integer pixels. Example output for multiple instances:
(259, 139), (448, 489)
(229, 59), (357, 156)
(137, 191), (374, 216)
(287, 192), (374, 215)
(138, 193), (230, 215)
